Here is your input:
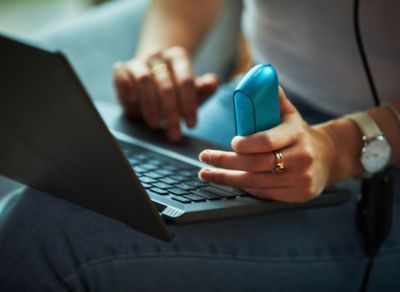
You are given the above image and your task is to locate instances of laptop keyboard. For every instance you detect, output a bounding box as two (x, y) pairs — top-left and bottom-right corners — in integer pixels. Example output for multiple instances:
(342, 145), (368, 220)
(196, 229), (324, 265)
(118, 140), (247, 204)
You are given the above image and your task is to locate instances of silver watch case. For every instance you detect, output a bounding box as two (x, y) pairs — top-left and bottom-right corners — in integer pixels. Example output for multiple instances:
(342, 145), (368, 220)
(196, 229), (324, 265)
(361, 135), (391, 177)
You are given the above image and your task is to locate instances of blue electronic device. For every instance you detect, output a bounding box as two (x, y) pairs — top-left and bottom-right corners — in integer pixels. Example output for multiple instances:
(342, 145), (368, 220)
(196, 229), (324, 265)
(233, 64), (280, 136)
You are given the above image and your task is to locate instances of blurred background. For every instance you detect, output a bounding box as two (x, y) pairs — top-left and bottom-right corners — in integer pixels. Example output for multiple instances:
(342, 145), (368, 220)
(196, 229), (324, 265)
(0, 0), (109, 35)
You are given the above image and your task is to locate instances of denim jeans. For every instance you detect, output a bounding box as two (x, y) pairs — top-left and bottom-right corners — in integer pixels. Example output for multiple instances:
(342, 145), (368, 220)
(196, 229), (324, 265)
(0, 82), (399, 292)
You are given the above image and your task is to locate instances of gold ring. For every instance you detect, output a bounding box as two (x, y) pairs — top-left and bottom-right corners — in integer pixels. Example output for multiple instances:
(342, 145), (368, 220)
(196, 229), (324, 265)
(150, 63), (168, 76)
(273, 151), (285, 173)
(148, 58), (169, 80)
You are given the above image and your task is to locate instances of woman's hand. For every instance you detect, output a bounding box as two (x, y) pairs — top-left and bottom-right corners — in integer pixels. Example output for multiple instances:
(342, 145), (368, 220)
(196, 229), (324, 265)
(113, 46), (218, 142)
(198, 87), (337, 203)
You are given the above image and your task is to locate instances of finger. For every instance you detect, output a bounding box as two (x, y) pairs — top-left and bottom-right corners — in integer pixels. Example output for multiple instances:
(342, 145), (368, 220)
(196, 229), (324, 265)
(125, 60), (160, 129)
(195, 73), (219, 102)
(112, 62), (141, 118)
(165, 47), (197, 128)
(278, 86), (298, 117)
(199, 147), (296, 172)
(148, 55), (182, 141)
(198, 168), (293, 189)
(231, 121), (300, 154)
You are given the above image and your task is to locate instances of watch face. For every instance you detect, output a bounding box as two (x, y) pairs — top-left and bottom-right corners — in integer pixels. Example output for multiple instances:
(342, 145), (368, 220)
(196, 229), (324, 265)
(361, 136), (392, 174)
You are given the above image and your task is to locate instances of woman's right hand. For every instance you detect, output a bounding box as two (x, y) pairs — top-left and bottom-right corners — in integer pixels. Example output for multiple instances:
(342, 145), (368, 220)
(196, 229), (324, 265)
(113, 46), (219, 142)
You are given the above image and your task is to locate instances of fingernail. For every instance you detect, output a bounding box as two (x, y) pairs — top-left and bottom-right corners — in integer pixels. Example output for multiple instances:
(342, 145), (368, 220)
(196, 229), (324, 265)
(198, 168), (211, 181)
(232, 136), (242, 143)
(199, 150), (211, 162)
(231, 136), (242, 149)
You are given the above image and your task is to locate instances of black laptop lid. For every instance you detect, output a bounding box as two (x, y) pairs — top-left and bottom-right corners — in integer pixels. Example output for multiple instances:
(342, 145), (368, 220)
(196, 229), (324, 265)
(0, 34), (172, 241)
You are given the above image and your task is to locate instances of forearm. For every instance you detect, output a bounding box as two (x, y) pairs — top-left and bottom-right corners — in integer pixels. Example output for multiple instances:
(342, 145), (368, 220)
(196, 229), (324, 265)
(318, 100), (400, 184)
(136, 0), (224, 57)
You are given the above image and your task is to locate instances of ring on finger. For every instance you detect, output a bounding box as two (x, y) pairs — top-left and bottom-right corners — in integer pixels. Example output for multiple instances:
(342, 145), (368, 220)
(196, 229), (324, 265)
(148, 59), (169, 80)
(273, 151), (285, 173)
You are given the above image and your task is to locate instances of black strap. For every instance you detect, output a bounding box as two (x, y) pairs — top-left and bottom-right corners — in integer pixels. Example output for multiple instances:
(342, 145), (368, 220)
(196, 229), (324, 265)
(358, 170), (394, 256)
(357, 169), (394, 292)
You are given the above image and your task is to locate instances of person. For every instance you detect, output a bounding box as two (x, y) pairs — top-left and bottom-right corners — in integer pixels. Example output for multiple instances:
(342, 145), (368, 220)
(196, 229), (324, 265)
(0, 0), (399, 291)
(112, 0), (400, 203)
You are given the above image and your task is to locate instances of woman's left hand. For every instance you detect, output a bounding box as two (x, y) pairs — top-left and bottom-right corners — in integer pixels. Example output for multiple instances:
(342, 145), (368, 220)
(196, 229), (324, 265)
(198, 87), (337, 203)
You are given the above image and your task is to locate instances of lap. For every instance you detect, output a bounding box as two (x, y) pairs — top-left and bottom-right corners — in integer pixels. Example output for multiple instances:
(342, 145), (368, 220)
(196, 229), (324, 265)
(0, 185), (365, 292)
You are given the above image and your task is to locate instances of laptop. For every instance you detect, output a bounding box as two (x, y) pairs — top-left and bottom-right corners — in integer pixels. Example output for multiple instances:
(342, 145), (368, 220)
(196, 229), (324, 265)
(0, 34), (351, 241)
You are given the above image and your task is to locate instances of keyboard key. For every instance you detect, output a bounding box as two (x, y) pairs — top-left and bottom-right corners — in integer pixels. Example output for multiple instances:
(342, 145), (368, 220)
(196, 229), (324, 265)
(141, 163), (158, 170)
(191, 190), (221, 200)
(203, 187), (237, 198)
(173, 175), (187, 182)
(176, 183), (196, 191)
(128, 158), (140, 165)
(169, 188), (187, 196)
(211, 184), (247, 196)
(178, 170), (195, 177)
(135, 154), (148, 161)
(183, 194), (207, 202)
(156, 169), (173, 176)
(122, 149), (132, 155)
(186, 180), (208, 188)
(150, 188), (169, 195)
(148, 154), (167, 163)
(168, 161), (187, 169)
(139, 177), (156, 184)
(149, 160), (162, 166)
(133, 166), (147, 173)
(171, 195), (191, 203)
(142, 183), (151, 189)
(153, 182), (173, 189)
(145, 172), (164, 179)
(160, 177), (178, 184)
(164, 165), (177, 171)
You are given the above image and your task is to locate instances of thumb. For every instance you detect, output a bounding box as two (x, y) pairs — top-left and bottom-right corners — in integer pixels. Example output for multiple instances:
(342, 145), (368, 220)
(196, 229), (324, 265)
(195, 73), (219, 102)
(279, 86), (299, 118)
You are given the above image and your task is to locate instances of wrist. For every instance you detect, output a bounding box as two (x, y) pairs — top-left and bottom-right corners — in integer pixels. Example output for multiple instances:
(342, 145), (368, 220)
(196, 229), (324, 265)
(316, 118), (364, 184)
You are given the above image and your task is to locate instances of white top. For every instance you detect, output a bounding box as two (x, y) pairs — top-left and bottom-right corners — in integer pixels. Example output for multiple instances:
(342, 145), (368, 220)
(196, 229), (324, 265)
(242, 0), (400, 115)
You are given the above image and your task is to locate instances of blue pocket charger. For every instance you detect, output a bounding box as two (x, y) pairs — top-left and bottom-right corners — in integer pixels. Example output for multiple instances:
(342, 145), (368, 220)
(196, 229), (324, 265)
(233, 64), (280, 136)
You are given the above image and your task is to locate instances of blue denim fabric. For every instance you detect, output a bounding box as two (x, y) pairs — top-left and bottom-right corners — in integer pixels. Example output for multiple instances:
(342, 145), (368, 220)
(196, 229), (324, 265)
(0, 83), (399, 291)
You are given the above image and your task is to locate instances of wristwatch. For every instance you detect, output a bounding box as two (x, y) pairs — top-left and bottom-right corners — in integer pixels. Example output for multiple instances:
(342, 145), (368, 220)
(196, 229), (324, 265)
(345, 112), (392, 177)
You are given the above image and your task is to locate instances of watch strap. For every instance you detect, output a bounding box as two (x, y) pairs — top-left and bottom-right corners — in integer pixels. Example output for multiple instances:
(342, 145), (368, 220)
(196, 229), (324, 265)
(344, 112), (382, 140)
(384, 103), (400, 124)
